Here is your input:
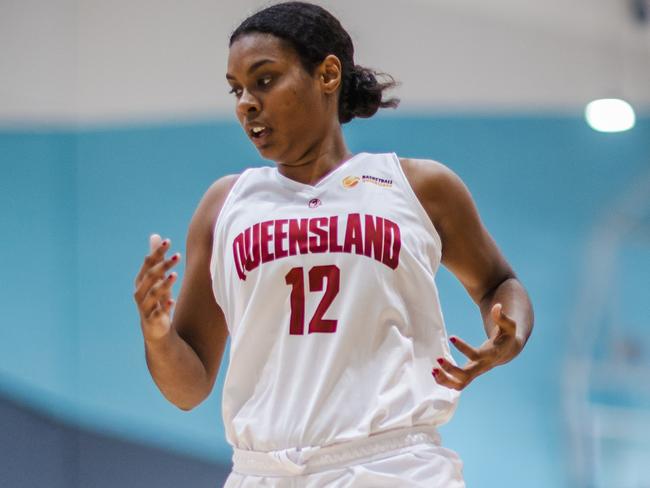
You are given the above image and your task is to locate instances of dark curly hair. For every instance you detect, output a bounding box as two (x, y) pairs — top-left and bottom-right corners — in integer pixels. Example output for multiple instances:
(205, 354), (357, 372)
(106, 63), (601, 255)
(229, 1), (399, 124)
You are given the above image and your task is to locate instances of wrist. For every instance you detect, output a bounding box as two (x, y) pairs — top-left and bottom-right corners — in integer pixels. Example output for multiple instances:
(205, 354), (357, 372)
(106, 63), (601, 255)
(143, 326), (178, 350)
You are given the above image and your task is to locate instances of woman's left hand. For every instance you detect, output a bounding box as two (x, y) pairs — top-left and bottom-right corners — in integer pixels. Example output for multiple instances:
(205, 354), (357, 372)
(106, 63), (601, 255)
(431, 303), (524, 391)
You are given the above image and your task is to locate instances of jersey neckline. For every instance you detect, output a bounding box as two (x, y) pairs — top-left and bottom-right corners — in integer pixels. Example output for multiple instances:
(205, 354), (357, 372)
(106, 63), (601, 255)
(272, 152), (368, 191)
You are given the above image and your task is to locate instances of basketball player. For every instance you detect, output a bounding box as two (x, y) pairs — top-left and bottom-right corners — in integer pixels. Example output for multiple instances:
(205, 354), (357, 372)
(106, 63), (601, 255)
(133, 2), (533, 486)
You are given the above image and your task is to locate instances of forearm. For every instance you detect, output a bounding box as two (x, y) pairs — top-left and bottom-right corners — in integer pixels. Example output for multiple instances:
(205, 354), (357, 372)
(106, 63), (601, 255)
(144, 328), (211, 410)
(479, 277), (534, 348)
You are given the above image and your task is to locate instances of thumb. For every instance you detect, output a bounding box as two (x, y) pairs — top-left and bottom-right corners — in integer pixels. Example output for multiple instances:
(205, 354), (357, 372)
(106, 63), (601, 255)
(491, 302), (516, 335)
(491, 303), (503, 324)
(149, 234), (162, 253)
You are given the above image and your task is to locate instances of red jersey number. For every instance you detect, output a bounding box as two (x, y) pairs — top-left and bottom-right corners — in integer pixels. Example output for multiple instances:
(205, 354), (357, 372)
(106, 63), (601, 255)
(284, 265), (340, 335)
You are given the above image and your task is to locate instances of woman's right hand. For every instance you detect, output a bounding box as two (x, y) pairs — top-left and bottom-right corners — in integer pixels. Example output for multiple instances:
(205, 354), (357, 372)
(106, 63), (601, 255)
(133, 234), (181, 342)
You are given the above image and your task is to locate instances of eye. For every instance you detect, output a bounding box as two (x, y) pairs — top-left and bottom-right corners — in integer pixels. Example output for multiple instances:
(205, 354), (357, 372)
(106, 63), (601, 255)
(257, 75), (273, 88)
(228, 86), (243, 98)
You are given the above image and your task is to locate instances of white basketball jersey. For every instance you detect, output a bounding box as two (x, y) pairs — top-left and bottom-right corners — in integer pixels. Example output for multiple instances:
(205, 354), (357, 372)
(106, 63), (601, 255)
(210, 152), (460, 452)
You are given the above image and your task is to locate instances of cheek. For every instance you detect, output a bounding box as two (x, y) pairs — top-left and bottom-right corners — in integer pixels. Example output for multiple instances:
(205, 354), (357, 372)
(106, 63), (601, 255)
(282, 87), (312, 113)
(279, 87), (323, 129)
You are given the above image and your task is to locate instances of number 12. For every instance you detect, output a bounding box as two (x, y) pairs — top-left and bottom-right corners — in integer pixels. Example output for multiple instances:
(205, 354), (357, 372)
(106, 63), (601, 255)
(284, 265), (340, 335)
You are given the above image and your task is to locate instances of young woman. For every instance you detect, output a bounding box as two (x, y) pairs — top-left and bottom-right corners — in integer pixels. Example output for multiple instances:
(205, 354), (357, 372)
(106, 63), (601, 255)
(134, 2), (533, 486)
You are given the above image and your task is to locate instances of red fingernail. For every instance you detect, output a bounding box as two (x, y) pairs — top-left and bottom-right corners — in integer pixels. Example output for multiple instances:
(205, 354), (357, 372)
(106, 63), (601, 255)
(167, 273), (174, 280)
(437, 358), (444, 365)
(432, 368), (439, 376)
(171, 254), (179, 261)
(450, 337), (457, 343)
(161, 240), (168, 247)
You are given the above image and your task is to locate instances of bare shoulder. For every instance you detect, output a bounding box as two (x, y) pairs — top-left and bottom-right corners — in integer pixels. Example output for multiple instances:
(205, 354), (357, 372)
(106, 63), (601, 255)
(398, 157), (471, 227)
(399, 157), (464, 193)
(205, 173), (241, 199)
(200, 174), (241, 219)
(191, 174), (241, 238)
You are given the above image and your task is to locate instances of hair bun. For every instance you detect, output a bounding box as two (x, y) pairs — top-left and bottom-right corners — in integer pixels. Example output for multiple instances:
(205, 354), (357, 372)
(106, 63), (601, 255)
(339, 66), (399, 124)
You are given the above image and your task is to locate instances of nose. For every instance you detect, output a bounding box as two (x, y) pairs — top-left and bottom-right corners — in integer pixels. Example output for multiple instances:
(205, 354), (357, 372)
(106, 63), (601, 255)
(237, 88), (261, 117)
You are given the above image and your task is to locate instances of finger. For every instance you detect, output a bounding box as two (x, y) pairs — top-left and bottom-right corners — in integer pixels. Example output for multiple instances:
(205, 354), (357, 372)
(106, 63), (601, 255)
(449, 336), (480, 361)
(139, 272), (177, 315)
(485, 332), (523, 361)
(163, 298), (175, 314)
(474, 333), (501, 355)
(491, 303), (516, 335)
(436, 357), (470, 382)
(469, 335), (514, 369)
(142, 271), (176, 307)
(432, 367), (464, 391)
(134, 253), (181, 303)
(134, 236), (171, 287)
(148, 299), (174, 322)
(142, 291), (166, 318)
(143, 290), (171, 319)
(145, 301), (163, 321)
(154, 272), (176, 306)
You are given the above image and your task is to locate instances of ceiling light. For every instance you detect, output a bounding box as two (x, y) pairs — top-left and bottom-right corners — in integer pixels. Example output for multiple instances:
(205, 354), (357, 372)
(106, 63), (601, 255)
(585, 98), (636, 133)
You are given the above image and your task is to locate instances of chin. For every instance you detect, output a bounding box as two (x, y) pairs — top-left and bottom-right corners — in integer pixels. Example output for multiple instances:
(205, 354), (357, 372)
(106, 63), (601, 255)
(256, 143), (277, 160)
(259, 149), (287, 166)
(258, 142), (294, 164)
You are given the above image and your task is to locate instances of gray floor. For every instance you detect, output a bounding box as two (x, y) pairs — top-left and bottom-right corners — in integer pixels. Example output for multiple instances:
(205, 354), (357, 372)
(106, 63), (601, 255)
(0, 394), (230, 488)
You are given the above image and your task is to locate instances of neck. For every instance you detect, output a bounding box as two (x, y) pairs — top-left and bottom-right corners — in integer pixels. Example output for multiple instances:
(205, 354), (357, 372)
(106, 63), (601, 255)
(276, 124), (351, 186)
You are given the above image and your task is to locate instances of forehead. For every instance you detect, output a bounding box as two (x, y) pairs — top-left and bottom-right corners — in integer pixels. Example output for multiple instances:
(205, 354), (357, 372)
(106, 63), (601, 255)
(227, 33), (300, 75)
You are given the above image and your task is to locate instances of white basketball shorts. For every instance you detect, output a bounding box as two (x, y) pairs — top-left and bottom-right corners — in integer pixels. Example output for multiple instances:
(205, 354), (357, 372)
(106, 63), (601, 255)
(224, 426), (465, 487)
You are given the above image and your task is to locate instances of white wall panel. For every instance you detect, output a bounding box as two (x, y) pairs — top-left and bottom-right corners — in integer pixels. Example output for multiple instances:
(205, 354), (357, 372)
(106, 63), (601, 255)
(0, 0), (77, 124)
(1, 0), (649, 125)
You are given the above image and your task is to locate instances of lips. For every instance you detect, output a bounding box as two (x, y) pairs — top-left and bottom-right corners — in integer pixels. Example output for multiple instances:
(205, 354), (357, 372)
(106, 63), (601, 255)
(247, 123), (273, 146)
(250, 126), (267, 136)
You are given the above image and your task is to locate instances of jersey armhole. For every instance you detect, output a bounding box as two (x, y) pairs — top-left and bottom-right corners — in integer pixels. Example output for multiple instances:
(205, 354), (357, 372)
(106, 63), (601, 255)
(390, 153), (443, 264)
(209, 169), (252, 307)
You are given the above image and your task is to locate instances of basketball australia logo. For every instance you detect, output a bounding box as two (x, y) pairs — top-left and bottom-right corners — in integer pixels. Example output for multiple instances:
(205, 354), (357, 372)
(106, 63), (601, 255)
(342, 174), (393, 189)
(341, 175), (360, 188)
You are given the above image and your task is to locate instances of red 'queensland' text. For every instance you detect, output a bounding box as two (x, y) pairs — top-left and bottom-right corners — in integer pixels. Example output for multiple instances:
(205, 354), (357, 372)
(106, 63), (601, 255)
(232, 214), (401, 280)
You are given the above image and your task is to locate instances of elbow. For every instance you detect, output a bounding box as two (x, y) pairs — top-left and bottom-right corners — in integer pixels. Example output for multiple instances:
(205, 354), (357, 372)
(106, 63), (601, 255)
(172, 392), (209, 412)
(477, 273), (517, 308)
(174, 395), (205, 412)
(176, 399), (202, 412)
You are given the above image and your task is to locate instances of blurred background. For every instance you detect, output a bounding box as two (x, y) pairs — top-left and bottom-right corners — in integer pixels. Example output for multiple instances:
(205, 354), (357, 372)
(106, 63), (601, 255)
(1, 0), (649, 487)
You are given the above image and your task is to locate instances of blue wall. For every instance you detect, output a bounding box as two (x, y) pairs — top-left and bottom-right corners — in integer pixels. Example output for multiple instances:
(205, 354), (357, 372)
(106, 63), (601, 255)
(1, 115), (649, 487)
(1, 132), (78, 418)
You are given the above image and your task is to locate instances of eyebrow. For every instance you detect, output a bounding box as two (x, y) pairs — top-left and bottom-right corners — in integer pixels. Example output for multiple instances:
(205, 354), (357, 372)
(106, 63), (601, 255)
(226, 59), (276, 80)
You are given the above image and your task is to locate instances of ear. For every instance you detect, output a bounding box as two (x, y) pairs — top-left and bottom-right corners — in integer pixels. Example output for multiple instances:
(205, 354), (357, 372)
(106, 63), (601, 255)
(317, 54), (342, 94)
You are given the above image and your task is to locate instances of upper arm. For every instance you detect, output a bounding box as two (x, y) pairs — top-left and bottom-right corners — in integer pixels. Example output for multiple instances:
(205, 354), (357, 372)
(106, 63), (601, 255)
(401, 158), (514, 304)
(171, 174), (239, 391)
